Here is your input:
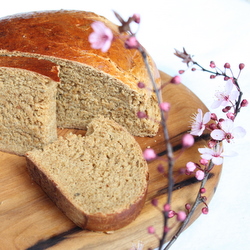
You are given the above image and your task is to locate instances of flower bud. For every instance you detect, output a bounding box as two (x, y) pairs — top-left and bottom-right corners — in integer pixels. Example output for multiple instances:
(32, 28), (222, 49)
(125, 36), (139, 49)
(164, 226), (170, 233)
(132, 13), (141, 24)
(163, 203), (171, 212)
(143, 148), (156, 161)
(226, 112), (235, 120)
(241, 99), (248, 107)
(239, 63), (245, 70)
(222, 106), (231, 113)
(200, 158), (209, 166)
(151, 199), (158, 207)
(210, 113), (218, 120)
(137, 81), (145, 89)
(185, 203), (191, 211)
(177, 211), (187, 222)
(210, 75), (216, 79)
(202, 207), (209, 214)
(200, 188), (206, 194)
(179, 70), (185, 74)
(147, 226), (155, 234)
(210, 61), (216, 68)
(157, 164), (165, 173)
(182, 134), (194, 148)
(170, 75), (181, 84)
(186, 161), (196, 172)
(224, 76), (230, 81)
(137, 111), (147, 118)
(224, 63), (230, 68)
(191, 67), (196, 71)
(208, 139), (217, 148)
(159, 102), (171, 112)
(208, 123), (217, 130)
(195, 170), (205, 181)
(168, 210), (175, 218)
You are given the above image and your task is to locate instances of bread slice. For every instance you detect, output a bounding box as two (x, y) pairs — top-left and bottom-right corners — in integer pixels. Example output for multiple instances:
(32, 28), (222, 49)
(0, 56), (59, 155)
(25, 117), (149, 231)
(0, 10), (161, 137)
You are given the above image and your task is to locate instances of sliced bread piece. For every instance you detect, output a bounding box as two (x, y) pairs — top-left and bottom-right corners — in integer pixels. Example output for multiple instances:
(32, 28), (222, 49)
(0, 56), (59, 155)
(0, 10), (161, 137)
(25, 117), (149, 231)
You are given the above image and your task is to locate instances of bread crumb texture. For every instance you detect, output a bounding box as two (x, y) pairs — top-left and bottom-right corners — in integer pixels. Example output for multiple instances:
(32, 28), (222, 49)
(0, 66), (57, 155)
(26, 117), (148, 215)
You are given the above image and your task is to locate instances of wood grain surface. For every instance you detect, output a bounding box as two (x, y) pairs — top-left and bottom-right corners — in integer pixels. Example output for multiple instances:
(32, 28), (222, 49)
(0, 71), (222, 250)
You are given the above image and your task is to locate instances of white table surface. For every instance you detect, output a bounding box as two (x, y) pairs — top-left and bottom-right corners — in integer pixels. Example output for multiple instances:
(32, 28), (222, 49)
(1, 0), (250, 249)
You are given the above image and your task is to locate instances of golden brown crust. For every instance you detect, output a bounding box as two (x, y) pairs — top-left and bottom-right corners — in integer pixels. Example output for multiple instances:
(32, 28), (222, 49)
(0, 10), (160, 90)
(0, 56), (60, 82)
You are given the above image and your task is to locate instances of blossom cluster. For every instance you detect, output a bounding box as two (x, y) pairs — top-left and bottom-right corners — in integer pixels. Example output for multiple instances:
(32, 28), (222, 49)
(88, 13), (247, 250)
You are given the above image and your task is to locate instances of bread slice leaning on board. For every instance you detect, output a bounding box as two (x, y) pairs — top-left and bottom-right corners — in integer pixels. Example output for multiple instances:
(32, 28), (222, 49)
(26, 117), (149, 231)
(0, 10), (161, 137)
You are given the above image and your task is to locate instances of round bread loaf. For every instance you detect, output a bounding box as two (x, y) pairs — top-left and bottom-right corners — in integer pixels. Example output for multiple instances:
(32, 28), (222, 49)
(25, 117), (149, 231)
(0, 56), (59, 155)
(0, 10), (161, 136)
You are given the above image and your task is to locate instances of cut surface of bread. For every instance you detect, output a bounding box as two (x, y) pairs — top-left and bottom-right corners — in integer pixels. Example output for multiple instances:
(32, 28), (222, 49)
(0, 10), (161, 136)
(25, 117), (149, 231)
(0, 56), (59, 155)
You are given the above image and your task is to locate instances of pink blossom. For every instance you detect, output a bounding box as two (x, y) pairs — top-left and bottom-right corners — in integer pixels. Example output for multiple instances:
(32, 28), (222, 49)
(182, 134), (194, 148)
(143, 148), (156, 161)
(132, 13), (141, 24)
(88, 21), (113, 52)
(211, 79), (239, 109)
(159, 102), (171, 112)
(147, 226), (155, 234)
(163, 203), (171, 212)
(202, 207), (209, 214)
(186, 161), (196, 172)
(195, 170), (205, 180)
(211, 119), (246, 143)
(190, 109), (211, 136)
(170, 75), (181, 84)
(125, 36), (139, 49)
(241, 99), (248, 107)
(168, 210), (175, 218)
(198, 145), (224, 165)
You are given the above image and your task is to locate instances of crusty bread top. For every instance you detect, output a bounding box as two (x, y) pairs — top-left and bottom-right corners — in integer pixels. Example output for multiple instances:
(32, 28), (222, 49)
(0, 10), (160, 90)
(0, 56), (60, 82)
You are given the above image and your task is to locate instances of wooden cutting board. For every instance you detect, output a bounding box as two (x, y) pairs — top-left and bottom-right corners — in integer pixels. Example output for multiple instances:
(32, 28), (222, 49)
(0, 71), (222, 250)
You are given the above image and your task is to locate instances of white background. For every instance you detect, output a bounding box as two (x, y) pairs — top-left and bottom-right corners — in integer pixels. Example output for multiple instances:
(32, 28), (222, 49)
(1, 0), (250, 249)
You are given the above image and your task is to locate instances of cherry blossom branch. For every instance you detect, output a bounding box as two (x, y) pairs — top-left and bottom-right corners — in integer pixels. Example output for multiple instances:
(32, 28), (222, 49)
(164, 159), (214, 249)
(88, 15), (247, 250)
(137, 39), (175, 250)
(165, 48), (247, 249)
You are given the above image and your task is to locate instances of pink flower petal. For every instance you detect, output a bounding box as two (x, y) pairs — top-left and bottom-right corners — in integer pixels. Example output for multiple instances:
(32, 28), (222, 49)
(211, 129), (225, 140)
(225, 79), (233, 94)
(203, 111), (211, 124)
(211, 156), (223, 165)
(232, 126), (246, 139)
(211, 99), (222, 109)
(220, 119), (234, 132)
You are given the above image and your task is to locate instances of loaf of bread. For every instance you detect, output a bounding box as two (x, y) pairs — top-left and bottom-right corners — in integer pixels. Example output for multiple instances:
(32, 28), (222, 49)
(0, 56), (59, 155)
(0, 10), (161, 137)
(25, 117), (149, 231)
